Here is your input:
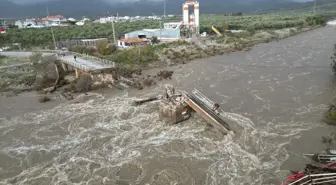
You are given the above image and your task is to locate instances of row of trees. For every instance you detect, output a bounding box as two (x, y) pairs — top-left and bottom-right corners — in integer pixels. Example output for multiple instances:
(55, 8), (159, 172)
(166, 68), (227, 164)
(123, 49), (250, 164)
(200, 14), (328, 33)
(0, 13), (331, 49)
(69, 40), (117, 56)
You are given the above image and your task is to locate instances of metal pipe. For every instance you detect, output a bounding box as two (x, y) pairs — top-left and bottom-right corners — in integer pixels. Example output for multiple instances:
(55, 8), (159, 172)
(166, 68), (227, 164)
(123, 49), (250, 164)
(314, 178), (336, 184)
(312, 175), (336, 182)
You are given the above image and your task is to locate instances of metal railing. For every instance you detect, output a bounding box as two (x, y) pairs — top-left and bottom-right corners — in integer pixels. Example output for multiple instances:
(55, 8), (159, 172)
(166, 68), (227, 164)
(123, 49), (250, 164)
(192, 89), (215, 110)
(287, 173), (336, 185)
(59, 58), (90, 71)
(30, 49), (117, 68)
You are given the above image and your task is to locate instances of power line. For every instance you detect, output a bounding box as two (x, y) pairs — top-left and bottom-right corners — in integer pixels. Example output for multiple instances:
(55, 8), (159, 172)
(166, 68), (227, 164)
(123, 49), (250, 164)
(313, 0), (317, 14)
(164, 0), (166, 17)
(46, 3), (57, 50)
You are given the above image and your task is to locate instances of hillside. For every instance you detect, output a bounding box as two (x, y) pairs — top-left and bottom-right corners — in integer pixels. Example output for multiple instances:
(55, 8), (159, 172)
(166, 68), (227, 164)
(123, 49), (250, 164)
(0, 0), (336, 19)
(285, 0), (336, 12)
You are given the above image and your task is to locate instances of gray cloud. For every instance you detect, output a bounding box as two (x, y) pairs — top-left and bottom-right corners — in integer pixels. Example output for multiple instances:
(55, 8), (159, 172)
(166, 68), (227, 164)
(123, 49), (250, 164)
(8, 0), (312, 5)
(9, 0), (164, 4)
(9, 0), (57, 4)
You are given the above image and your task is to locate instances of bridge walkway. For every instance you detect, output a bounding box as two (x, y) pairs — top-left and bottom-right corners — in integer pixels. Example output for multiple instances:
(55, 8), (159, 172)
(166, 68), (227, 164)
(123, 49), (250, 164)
(0, 51), (117, 72)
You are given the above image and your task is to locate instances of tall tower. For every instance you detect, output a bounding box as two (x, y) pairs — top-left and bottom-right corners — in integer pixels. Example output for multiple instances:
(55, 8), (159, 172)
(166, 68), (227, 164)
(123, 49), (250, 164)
(194, 1), (200, 34)
(189, 14), (195, 29)
(183, 3), (189, 25)
(182, 0), (200, 35)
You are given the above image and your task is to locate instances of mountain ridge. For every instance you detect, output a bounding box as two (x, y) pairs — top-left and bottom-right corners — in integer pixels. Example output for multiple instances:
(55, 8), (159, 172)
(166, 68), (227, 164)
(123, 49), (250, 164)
(0, 0), (331, 19)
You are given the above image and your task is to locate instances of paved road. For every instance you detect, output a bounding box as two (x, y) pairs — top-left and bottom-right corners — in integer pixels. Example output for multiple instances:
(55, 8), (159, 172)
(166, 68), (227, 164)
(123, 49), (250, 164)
(60, 55), (114, 70)
(0, 51), (53, 58)
(0, 51), (114, 71)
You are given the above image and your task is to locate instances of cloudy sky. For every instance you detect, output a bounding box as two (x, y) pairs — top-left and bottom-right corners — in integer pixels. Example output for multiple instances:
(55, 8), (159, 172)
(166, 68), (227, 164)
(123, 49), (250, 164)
(8, 0), (157, 4)
(7, 0), (312, 4)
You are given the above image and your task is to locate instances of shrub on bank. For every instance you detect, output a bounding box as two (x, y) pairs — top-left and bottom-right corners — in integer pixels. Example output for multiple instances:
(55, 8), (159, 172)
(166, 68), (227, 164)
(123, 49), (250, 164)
(331, 44), (336, 74)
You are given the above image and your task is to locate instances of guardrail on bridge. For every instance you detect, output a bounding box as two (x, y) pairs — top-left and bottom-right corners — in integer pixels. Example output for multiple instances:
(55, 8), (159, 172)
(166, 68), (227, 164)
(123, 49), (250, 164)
(30, 50), (117, 68)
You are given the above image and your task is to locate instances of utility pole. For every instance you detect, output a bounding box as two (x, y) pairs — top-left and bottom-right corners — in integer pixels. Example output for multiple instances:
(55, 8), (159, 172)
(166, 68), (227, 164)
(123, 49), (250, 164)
(313, 0), (316, 14)
(159, 21), (162, 41)
(111, 19), (116, 45)
(46, 5), (57, 50)
(164, 0), (166, 18)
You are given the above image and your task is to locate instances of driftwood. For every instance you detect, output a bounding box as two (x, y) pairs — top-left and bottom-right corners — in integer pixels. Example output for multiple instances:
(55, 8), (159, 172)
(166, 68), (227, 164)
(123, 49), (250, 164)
(60, 92), (74, 100)
(42, 63), (60, 93)
(133, 97), (159, 106)
(49, 63), (60, 93)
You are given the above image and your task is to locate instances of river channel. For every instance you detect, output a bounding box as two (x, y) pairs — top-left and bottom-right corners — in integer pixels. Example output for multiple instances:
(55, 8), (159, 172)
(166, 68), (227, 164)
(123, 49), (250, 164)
(1, 26), (336, 185)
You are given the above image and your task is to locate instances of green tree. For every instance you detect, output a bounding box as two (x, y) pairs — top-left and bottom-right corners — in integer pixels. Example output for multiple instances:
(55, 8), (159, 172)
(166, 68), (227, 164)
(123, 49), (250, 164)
(97, 40), (116, 55)
(331, 44), (336, 74)
(152, 36), (160, 44)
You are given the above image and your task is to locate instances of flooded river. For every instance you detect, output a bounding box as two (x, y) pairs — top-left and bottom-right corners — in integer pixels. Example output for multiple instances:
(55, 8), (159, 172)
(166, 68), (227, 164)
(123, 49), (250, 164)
(1, 26), (336, 185)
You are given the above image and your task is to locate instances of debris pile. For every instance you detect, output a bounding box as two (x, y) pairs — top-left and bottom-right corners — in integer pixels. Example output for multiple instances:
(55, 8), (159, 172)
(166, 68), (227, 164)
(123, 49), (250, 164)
(119, 70), (174, 90)
(283, 148), (336, 185)
(132, 84), (231, 134)
(133, 84), (192, 125)
(158, 84), (192, 125)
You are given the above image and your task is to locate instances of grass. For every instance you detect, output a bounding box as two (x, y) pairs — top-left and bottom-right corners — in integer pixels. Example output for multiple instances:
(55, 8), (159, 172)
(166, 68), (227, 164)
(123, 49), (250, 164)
(0, 56), (30, 66)
(0, 65), (36, 93)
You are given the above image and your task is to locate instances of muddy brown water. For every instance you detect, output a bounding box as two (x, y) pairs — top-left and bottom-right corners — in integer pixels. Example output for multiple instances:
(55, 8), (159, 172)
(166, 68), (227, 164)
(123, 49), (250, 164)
(2, 26), (336, 185)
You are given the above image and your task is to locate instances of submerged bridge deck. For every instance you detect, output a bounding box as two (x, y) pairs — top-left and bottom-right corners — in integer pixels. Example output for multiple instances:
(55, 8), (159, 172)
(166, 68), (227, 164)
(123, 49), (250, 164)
(185, 89), (231, 134)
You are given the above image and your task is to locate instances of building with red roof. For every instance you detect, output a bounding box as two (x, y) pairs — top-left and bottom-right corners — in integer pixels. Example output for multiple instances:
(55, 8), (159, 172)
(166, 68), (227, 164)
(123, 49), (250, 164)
(43, 15), (66, 22)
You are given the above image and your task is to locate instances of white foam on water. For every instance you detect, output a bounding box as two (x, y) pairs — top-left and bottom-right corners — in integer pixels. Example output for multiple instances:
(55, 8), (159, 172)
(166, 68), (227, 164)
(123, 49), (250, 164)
(0, 92), (323, 185)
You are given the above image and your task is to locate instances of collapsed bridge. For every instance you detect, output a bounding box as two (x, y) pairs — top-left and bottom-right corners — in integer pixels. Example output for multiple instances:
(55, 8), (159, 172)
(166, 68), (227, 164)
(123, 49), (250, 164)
(135, 85), (232, 134)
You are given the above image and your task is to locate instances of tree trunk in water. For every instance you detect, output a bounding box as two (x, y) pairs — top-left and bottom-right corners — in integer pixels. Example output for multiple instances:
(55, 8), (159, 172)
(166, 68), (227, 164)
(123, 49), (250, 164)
(49, 63), (60, 93)
(133, 97), (159, 106)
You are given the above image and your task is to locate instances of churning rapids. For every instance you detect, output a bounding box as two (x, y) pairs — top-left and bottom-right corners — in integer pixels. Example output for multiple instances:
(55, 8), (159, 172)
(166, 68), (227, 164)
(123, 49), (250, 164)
(1, 26), (336, 185)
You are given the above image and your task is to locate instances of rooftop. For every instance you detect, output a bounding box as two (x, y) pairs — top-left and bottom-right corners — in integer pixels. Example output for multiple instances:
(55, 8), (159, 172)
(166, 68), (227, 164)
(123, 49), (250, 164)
(43, 15), (64, 19)
(81, 38), (107, 42)
(120, 38), (147, 43)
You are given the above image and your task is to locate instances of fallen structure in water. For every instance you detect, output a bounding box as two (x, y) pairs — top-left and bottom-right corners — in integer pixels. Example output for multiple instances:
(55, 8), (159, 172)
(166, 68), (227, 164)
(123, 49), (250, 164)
(134, 84), (231, 134)
(282, 149), (336, 185)
(282, 162), (336, 185)
(304, 148), (336, 164)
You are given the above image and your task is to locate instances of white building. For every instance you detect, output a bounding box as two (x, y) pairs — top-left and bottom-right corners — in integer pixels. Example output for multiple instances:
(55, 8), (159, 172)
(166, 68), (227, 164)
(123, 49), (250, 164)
(15, 20), (24, 29)
(75, 21), (85, 26)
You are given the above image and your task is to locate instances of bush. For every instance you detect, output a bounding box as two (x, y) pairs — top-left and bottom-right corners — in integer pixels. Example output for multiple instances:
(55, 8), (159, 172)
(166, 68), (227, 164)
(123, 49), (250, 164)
(105, 46), (157, 65)
(152, 36), (160, 44)
(331, 44), (336, 74)
(70, 46), (97, 55)
(97, 40), (116, 55)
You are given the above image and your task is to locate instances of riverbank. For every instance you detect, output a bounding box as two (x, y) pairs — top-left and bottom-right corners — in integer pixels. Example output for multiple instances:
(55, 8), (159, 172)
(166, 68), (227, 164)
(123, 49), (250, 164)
(1, 25), (336, 185)
(0, 24), (322, 96)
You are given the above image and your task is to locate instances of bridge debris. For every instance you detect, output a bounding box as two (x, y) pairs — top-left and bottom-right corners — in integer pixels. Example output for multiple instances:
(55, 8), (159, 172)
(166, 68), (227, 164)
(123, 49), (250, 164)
(282, 148), (336, 185)
(133, 84), (231, 133)
(304, 148), (336, 164)
(282, 162), (336, 185)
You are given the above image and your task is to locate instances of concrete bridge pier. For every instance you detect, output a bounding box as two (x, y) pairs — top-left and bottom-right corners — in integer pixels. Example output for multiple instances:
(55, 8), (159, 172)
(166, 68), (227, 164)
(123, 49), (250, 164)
(75, 69), (88, 79)
(61, 63), (68, 72)
(75, 68), (79, 78)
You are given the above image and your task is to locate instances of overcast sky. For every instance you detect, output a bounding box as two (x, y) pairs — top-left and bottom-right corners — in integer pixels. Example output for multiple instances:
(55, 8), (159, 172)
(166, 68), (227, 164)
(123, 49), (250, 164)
(8, 0), (312, 4)
(8, 0), (158, 4)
